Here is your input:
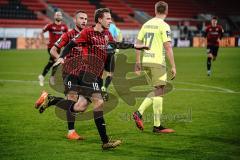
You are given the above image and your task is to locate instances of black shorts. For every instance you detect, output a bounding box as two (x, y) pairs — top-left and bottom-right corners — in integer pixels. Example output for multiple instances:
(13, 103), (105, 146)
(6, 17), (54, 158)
(104, 54), (115, 72)
(207, 45), (219, 57)
(63, 72), (103, 98)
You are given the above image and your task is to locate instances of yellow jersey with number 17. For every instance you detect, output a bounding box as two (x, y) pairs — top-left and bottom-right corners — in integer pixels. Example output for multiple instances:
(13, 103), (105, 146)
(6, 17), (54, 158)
(137, 17), (171, 66)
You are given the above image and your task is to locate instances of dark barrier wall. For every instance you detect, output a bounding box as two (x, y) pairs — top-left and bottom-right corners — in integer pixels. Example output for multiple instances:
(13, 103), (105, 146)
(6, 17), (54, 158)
(0, 38), (16, 49)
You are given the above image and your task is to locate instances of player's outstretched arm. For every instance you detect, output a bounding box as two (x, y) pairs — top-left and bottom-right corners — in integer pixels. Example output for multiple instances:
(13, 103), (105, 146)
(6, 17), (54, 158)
(108, 42), (149, 50)
(59, 41), (76, 58)
(164, 41), (176, 80)
(52, 41), (77, 67)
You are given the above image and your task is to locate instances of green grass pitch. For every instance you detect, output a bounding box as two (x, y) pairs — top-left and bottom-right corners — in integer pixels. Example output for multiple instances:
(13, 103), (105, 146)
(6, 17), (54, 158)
(0, 48), (240, 160)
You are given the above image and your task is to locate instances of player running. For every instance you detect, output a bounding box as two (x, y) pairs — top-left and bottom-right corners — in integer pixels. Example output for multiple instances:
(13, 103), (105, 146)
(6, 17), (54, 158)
(133, 1), (176, 134)
(205, 16), (224, 76)
(39, 8), (147, 149)
(38, 11), (68, 86)
(35, 10), (88, 140)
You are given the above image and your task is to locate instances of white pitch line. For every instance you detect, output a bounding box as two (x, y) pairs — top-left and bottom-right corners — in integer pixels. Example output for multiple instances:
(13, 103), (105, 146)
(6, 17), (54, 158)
(174, 81), (236, 93)
(0, 79), (47, 84)
(0, 72), (37, 76)
(173, 88), (240, 94)
(0, 79), (239, 94)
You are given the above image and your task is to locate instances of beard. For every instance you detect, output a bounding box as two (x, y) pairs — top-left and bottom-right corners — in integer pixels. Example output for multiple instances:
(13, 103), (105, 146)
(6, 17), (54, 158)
(76, 25), (83, 31)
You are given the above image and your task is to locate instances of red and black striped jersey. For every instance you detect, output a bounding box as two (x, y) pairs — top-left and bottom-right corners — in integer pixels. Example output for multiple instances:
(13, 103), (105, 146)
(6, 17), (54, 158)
(54, 28), (83, 76)
(43, 23), (68, 48)
(205, 25), (224, 46)
(71, 27), (114, 77)
(54, 28), (81, 59)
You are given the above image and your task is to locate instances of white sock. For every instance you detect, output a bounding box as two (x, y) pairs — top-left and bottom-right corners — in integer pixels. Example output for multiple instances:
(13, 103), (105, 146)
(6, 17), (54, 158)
(68, 129), (75, 134)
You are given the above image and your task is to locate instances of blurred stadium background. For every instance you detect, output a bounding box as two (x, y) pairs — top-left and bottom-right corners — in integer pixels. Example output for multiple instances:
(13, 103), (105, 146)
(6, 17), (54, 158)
(0, 0), (239, 48)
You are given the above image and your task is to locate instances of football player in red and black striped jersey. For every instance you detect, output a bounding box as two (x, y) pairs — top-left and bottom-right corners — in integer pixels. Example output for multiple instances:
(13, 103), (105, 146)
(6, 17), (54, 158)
(58, 8), (120, 149)
(36, 8), (147, 149)
(38, 11), (68, 86)
(55, 8), (148, 149)
(205, 16), (224, 76)
(35, 10), (87, 140)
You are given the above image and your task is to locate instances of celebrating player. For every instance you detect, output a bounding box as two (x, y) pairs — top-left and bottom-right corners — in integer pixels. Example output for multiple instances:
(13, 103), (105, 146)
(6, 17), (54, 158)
(58, 8), (121, 150)
(38, 11), (68, 86)
(51, 7), (147, 149)
(35, 10), (88, 140)
(133, 1), (176, 133)
(205, 16), (224, 76)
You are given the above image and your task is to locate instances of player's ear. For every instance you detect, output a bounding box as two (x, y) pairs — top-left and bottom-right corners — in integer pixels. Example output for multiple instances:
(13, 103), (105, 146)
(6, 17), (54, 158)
(98, 17), (102, 23)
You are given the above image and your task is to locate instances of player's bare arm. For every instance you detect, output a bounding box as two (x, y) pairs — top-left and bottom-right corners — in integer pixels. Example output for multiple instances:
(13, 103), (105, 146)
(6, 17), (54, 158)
(164, 41), (176, 80)
(53, 40), (77, 67)
(134, 39), (143, 75)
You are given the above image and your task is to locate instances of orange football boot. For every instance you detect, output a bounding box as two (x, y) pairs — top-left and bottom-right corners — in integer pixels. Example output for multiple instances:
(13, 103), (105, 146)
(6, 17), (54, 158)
(67, 131), (84, 140)
(35, 91), (48, 109)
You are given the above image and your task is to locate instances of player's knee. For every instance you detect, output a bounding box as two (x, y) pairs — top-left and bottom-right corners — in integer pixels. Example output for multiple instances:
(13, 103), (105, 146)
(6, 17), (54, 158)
(74, 99), (88, 112)
(154, 85), (164, 96)
(67, 91), (78, 102)
(93, 99), (104, 111)
(107, 72), (113, 77)
(74, 105), (87, 112)
(208, 54), (213, 59)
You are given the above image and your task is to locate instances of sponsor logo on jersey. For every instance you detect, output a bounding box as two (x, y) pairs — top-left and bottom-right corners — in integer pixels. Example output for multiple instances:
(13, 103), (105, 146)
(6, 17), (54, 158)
(144, 52), (155, 58)
(52, 31), (63, 35)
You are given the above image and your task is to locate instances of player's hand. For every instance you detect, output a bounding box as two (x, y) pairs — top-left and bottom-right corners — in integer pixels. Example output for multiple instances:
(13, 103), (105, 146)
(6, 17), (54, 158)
(170, 67), (176, 80)
(135, 63), (141, 75)
(53, 58), (64, 67)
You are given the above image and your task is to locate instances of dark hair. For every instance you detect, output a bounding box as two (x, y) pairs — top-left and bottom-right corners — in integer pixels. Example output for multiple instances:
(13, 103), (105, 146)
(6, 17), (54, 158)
(155, 1), (168, 14)
(94, 8), (110, 23)
(212, 16), (218, 20)
(75, 10), (86, 16)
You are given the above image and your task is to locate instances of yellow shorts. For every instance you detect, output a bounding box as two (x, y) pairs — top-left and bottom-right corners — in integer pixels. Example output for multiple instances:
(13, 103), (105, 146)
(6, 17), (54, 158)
(143, 65), (167, 86)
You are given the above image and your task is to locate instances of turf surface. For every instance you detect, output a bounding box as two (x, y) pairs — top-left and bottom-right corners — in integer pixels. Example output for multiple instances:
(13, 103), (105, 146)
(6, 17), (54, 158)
(0, 48), (240, 160)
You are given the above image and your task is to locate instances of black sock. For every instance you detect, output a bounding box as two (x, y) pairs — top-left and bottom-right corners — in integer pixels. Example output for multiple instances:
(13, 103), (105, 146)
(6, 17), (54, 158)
(48, 95), (64, 106)
(136, 111), (142, 119)
(104, 76), (112, 89)
(55, 99), (75, 111)
(93, 111), (109, 144)
(207, 57), (212, 70)
(42, 62), (54, 76)
(66, 110), (75, 130)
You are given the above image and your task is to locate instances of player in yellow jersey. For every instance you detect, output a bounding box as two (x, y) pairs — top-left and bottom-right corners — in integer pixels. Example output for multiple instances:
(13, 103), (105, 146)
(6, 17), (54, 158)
(133, 1), (176, 133)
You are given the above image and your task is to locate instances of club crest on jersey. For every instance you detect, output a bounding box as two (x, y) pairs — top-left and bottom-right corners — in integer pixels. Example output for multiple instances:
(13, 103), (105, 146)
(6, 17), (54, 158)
(52, 26), (56, 30)
(61, 26), (65, 30)
(105, 35), (109, 42)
